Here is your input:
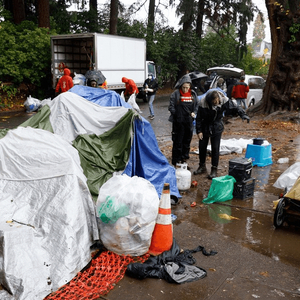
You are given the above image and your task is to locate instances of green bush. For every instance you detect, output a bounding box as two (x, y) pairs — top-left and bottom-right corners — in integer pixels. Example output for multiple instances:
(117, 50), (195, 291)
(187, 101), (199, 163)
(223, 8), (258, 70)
(0, 21), (54, 87)
(239, 46), (269, 76)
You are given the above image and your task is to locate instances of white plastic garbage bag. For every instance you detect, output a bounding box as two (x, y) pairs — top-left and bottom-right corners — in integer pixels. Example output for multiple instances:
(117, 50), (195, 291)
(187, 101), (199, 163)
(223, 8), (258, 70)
(273, 162), (300, 192)
(120, 91), (125, 101)
(96, 174), (159, 256)
(73, 72), (86, 85)
(24, 95), (42, 112)
(127, 93), (142, 113)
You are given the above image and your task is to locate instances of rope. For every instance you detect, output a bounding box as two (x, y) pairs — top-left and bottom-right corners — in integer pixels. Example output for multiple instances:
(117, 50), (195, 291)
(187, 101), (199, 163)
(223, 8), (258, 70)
(44, 251), (149, 300)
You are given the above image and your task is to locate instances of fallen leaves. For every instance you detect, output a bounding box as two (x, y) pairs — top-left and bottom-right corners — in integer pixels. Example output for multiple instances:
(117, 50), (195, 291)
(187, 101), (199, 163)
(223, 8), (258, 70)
(218, 214), (240, 220)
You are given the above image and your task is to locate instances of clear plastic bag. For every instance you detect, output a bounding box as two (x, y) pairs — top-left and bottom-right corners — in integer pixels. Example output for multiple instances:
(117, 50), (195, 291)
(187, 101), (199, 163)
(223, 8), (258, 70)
(24, 95), (42, 112)
(96, 174), (159, 256)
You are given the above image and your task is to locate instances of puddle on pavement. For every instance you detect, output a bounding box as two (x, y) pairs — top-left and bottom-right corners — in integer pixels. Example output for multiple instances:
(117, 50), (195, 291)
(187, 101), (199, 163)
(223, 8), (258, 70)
(173, 138), (300, 268)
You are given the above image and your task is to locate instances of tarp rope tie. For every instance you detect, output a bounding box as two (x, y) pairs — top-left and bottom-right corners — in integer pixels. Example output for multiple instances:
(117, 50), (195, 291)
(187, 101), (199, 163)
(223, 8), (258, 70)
(44, 250), (149, 300)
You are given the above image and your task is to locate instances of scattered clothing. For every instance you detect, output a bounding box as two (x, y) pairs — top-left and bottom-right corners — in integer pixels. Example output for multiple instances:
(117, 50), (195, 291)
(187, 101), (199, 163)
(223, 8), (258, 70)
(126, 238), (217, 284)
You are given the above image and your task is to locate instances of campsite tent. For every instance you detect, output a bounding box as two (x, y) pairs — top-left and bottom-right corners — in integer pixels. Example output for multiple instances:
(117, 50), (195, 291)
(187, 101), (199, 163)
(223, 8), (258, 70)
(20, 86), (181, 201)
(0, 86), (180, 299)
(0, 127), (99, 300)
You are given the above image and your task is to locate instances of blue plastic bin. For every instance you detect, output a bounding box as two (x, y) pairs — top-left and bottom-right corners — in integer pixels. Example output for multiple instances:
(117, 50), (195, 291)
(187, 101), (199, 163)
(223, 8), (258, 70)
(245, 144), (272, 167)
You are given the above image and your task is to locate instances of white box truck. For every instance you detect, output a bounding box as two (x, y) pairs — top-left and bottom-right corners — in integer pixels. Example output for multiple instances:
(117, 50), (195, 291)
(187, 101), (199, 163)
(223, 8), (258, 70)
(50, 33), (156, 91)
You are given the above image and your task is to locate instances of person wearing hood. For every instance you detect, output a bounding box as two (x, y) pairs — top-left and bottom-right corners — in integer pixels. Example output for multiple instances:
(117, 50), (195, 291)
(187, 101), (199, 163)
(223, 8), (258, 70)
(168, 75), (198, 166)
(55, 68), (74, 95)
(194, 89), (250, 179)
(143, 73), (159, 120)
(122, 77), (139, 99)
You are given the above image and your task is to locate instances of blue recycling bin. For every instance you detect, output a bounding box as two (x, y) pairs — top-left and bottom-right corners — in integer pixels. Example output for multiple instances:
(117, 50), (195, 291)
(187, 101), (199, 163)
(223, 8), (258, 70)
(245, 144), (272, 167)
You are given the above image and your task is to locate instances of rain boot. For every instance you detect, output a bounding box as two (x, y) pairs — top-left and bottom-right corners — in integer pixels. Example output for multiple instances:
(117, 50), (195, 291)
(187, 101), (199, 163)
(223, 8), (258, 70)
(193, 163), (207, 175)
(208, 166), (218, 179)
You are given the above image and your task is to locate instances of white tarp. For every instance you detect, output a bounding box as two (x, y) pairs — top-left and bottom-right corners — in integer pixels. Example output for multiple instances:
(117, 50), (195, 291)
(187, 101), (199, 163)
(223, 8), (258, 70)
(0, 127), (99, 300)
(207, 138), (269, 155)
(48, 92), (129, 143)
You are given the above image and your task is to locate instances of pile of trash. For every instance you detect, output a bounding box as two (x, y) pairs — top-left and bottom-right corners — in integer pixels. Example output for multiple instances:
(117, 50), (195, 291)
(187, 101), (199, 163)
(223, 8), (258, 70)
(0, 86), (181, 299)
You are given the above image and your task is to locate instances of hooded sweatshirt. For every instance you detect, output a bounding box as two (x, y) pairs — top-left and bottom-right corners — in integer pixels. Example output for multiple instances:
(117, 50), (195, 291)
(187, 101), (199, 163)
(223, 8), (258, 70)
(122, 77), (139, 96)
(55, 68), (74, 93)
(168, 75), (198, 123)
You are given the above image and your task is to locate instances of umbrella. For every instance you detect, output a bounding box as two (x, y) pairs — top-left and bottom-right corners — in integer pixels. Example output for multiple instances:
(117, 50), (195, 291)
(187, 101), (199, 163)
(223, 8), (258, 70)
(85, 70), (106, 85)
(174, 71), (208, 89)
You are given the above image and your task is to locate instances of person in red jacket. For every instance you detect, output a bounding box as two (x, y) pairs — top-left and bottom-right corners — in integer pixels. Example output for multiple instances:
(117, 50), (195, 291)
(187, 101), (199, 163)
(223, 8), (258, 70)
(231, 75), (249, 109)
(122, 77), (139, 99)
(55, 68), (74, 95)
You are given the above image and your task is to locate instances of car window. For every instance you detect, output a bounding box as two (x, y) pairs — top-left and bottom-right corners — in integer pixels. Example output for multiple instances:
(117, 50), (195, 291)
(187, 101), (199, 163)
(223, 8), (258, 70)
(248, 77), (265, 89)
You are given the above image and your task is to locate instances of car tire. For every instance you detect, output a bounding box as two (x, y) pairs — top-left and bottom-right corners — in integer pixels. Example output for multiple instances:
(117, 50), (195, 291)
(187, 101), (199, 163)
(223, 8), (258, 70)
(273, 198), (285, 228)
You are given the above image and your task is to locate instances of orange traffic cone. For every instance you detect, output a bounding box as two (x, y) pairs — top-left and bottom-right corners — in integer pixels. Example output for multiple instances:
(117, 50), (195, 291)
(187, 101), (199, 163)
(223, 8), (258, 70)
(148, 183), (173, 256)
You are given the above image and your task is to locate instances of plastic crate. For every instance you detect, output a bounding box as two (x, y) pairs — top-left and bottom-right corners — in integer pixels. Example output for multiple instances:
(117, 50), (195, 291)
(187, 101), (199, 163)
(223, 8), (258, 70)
(245, 144), (272, 167)
(229, 157), (252, 182)
(233, 178), (255, 199)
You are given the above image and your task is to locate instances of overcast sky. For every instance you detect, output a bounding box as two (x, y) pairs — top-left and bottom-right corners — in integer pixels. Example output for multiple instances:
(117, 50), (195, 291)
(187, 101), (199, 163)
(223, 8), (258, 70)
(72, 0), (271, 43)
(119, 0), (271, 43)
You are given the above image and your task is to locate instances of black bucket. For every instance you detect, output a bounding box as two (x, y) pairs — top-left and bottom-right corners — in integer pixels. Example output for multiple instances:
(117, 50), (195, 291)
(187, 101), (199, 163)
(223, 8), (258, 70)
(253, 138), (264, 145)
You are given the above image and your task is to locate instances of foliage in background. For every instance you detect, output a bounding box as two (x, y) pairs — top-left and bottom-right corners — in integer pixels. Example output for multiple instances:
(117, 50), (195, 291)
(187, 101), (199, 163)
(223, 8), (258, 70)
(198, 27), (239, 71)
(251, 13), (265, 49)
(239, 46), (269, 76)
(0, 20), (54, 86)
(0, 82), (19, 110)
(0, 0), (270, 100)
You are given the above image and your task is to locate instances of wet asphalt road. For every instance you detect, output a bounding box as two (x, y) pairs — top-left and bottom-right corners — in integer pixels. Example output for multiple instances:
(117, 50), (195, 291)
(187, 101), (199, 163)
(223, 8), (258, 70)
(1, 96), (300, 299)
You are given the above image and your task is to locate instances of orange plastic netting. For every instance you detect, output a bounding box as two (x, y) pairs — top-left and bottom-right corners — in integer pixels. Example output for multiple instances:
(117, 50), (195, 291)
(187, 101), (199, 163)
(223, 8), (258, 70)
(45, 250), (149, 300)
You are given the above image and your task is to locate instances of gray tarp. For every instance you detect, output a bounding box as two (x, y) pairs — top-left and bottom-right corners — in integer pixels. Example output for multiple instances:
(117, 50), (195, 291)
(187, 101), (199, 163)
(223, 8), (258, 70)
(0, 127), (99, 300)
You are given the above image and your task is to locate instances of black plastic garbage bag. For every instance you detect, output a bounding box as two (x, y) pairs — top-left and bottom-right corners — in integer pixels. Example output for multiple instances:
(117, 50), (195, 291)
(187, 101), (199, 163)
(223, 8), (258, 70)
(126, 239), (217, 284)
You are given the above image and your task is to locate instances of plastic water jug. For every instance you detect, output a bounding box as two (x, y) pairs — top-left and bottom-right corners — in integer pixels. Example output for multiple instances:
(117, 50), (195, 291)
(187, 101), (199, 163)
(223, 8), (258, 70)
(175, 163), (191, 190)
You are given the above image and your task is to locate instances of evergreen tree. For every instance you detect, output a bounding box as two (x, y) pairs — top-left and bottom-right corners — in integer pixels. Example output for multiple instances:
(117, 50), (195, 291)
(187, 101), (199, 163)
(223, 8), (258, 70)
(251, 13), (265, 49)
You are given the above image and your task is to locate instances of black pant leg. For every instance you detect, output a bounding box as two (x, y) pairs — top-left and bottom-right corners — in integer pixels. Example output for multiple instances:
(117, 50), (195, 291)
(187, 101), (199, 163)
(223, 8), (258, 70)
(182, 122), (193, 160)
(210, 133), (222, 167)
(172, 122), (185, 165)
(198, 135), (209, 165)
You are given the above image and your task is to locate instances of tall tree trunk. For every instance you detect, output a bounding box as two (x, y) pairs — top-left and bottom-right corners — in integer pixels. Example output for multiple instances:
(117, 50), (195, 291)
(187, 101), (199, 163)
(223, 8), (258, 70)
(109, 0), (118, 35)
(90, 0), (97, 11)
(256, 0), (300, 115)
(195, 0), (205, 38)
(3, 0), (13, 15)
(12, 0), (26, 24)
(37, 0), (50, 28)
(147, 0), (155, 38)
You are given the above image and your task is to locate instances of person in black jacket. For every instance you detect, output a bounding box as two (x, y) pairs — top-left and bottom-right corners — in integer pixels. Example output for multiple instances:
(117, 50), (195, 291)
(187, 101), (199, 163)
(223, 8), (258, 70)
(194, 89), (250, 179)
(143, 73), (159, 120)
(168, 75), (198, 166)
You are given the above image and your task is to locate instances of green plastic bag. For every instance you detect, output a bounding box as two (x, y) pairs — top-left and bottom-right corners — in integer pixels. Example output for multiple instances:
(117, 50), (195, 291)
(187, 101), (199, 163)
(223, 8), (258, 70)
(203, 175), (236, 204)
(98, 196), (130, 224)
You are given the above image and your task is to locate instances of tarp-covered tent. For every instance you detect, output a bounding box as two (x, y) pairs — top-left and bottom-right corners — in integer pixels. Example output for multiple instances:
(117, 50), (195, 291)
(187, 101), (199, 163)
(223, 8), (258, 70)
(20, 86), (181, 201)
(0, 86), (180, 299)
(0, 127), (99, 300)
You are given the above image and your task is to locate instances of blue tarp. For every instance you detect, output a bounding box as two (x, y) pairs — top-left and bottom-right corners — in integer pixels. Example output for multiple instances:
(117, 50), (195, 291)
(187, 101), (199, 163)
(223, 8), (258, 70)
(69, 85), (181, 200)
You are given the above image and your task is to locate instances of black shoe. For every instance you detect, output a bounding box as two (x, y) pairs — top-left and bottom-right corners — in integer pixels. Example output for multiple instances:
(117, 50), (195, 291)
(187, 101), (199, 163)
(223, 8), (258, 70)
(208, 166), (218, 179)
(193, 164), (207, 175)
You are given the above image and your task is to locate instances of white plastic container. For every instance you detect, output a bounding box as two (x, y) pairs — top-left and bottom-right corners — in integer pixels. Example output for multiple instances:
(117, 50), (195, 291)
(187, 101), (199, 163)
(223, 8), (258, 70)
(175, 163), (191, 191)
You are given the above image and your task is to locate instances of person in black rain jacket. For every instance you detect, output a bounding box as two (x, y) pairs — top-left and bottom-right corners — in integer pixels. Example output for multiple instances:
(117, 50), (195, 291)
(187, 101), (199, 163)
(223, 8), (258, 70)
(168, 75), (198, 166)
(194, 89), (250, 179)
